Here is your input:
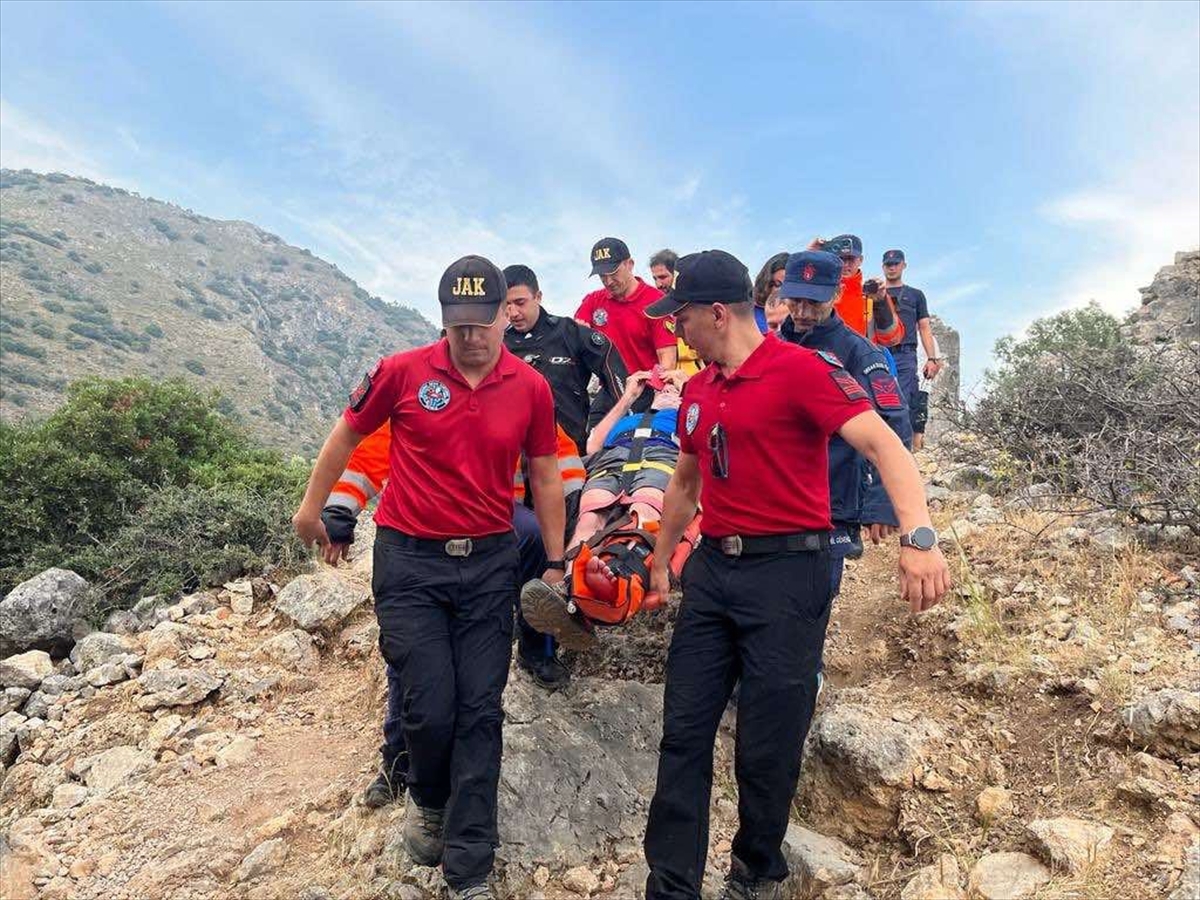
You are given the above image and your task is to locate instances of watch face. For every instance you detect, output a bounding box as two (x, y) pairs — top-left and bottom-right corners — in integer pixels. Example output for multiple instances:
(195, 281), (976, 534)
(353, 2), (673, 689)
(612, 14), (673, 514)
(911, 526), (937, 550)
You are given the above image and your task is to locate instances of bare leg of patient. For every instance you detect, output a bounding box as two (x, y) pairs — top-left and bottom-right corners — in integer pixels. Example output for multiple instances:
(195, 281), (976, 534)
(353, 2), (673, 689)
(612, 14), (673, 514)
(582, 492), (664, 601)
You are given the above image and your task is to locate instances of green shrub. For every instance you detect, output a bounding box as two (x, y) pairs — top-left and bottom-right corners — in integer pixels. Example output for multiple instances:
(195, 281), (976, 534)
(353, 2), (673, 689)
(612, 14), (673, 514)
(183, 359), (206, 375)
(143, 322), (164, 338)
(31, 323), (55, 339)
(0, 377), (309, 606)
(41, 299), (64, 313)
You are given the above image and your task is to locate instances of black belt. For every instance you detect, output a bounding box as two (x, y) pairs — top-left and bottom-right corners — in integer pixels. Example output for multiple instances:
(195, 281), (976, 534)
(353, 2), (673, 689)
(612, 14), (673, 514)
(376, 527), (513, 558)
(702, 531), (828, 557)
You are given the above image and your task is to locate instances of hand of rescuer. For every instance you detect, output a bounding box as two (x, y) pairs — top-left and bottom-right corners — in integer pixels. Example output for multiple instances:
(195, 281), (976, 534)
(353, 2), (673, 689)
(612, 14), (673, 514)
(540, 567), (566, 587)
(292, 513), (332, 558)
(899, 544), (951, 614)
(643, 560), (671, 612)
(866, 523), (899, 544)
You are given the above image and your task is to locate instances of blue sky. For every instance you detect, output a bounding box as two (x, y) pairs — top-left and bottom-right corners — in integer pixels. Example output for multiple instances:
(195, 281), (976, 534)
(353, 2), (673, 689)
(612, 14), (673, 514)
(2, 0), (1197, 392)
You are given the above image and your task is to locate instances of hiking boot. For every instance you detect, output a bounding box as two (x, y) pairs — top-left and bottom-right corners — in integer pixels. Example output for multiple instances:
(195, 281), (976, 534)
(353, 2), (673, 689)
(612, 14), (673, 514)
(403, 795), (445, 866)
(363, 760), (406, 809)
(520, 578), (598, 652)
(718, 857), (784, 900)
(447, 882), (495, 900)
(516, 647), (571, 691)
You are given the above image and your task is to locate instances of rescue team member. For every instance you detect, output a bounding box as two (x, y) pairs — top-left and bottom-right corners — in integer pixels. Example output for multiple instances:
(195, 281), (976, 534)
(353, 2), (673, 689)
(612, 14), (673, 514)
(640, 250), (950, 900)
(751, 252), (789, 334)
(880, 249), (944, 436)
(577, 237), (678, 379)
(503, 263), (627, 453)
(293, 256), (566, 900)
(318, 418), (584, 806)
(778, 250), (913, 599)
(816, 234), (904, 349)
(648, 248), (704, 375)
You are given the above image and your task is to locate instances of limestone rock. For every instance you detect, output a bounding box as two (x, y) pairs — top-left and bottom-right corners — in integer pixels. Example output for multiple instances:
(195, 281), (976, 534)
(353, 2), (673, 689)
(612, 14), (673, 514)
(73, 745), (154, 793)
(781, 824), (863, 898)
(1, 686), (31, 715)
(136, 668), (223, 710)
(273, 573), (368, 632)
(142, 621), (197, 669)
(0, 651), (54, 690)
(967, 853), (1051, 900)
(975, 787), (1014, 823)
(69, 632), (134, 674)
(0, 568), (91, 657)
(1122, 689), (1200, 759)
(256, 629), (320, 674)
(900, 854), (964, 900)
(1027, 817), (1115, 874)
(234, 838), (289, 883)
(216, 735), (258, 768)
(1126, 250), (1200, 345)
(562, 865), (601, 896)
(797, 694), (943, 839)
(50, 783), (88, 810)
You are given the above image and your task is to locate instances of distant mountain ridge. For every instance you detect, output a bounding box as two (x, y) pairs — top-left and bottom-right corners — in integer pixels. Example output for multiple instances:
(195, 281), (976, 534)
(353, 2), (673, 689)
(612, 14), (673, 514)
(0, 169), (437, 453)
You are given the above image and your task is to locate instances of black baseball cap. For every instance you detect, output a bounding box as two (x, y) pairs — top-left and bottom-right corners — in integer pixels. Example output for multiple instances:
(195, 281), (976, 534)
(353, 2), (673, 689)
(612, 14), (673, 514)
(438, 255), (507, 327)
(645, 250), (752, 318)
(821, 234), (864, 259)
(589, 237), (631, 276)
(778, 250), (844, 303)
(882, 249), (905, 265)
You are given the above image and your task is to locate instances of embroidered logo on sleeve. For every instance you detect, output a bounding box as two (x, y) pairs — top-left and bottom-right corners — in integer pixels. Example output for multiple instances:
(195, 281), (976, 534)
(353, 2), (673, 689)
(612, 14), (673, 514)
(349, 358), (383, 411)
(830, 370), (869, 402)
(590, 331), (606, 346)
(870, 374), (904, 410)
(685, 402), (701, 435)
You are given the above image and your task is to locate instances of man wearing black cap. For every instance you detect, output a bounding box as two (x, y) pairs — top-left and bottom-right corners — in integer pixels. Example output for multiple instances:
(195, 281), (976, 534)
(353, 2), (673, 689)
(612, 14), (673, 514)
(577, 237), (678, 376)
(641, 250), (949, 900)
(881, 249), (943, 443)
(293, 256), (566, 900)
(778, 250), (914, 610)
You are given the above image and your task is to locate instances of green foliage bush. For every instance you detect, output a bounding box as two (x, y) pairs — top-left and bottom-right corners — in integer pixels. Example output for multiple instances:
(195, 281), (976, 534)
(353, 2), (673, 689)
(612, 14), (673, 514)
(0, 377), (308, 608)
(183, 359), (207, 375)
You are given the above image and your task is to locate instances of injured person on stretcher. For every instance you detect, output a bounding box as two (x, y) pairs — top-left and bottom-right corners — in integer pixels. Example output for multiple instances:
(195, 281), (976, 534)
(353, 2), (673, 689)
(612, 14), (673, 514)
(521, 368), (701, 651)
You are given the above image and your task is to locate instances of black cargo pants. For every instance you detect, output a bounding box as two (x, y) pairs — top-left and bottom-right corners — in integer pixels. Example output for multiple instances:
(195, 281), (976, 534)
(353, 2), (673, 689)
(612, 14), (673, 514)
(372, 526), (518, 890)
(644, 542), (833, 899)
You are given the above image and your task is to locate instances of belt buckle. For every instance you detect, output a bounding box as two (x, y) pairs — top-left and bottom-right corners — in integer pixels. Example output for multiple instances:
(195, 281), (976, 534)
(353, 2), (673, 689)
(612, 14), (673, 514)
(720, 535), (743, 557)
(445, 538), (473, 557)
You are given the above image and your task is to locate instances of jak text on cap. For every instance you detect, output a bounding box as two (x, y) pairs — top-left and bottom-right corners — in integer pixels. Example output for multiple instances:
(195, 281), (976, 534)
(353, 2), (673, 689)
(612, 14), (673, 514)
(438, 255), (507, 327)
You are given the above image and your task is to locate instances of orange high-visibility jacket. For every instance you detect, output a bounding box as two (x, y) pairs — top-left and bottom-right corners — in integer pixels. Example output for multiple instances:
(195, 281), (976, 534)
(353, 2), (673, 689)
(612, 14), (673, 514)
(834, 270), (905, 347)
(327, 421), (584, 517)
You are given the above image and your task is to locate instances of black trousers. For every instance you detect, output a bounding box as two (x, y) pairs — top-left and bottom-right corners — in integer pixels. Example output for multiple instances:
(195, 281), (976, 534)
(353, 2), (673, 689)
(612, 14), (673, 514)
(372, 528), (518, 890)
(644, 543), (833, 900)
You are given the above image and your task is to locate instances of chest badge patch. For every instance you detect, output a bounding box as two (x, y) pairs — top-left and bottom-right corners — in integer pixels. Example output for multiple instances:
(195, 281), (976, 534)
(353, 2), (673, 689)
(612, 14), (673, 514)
(685, 402), (701, 435)
(417, 379), (451, 412)
(592, 308), (608, 327)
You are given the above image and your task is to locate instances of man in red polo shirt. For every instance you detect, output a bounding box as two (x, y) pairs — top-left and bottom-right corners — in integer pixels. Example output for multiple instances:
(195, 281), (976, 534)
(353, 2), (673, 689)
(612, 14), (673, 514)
(292, 256), (565, 900)
(576, 237), (678, 375)
(640, 250), (950, 900)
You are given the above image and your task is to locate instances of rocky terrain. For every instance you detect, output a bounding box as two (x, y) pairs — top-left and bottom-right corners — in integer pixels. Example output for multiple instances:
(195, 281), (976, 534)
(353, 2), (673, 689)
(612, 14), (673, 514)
(0, 169), (436, 453)
(1, 441), (1197, 900)
(1125, 250), (1200, 347)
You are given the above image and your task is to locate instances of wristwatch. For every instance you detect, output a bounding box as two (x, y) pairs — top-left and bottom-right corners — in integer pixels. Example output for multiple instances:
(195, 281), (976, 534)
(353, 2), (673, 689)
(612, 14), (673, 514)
(899, 527), (938, 551)
(545, 559), (567, 571)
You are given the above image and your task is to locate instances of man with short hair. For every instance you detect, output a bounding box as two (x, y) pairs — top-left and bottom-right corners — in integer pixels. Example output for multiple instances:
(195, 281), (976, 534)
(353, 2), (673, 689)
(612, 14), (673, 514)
(640, 249), (949, 900)
(577, 237), (678, 375)
(649, 248), (703, 375)
(294, 256), (566, 900)
(881, 249), (943, 441)
(818, 234), (904, 348)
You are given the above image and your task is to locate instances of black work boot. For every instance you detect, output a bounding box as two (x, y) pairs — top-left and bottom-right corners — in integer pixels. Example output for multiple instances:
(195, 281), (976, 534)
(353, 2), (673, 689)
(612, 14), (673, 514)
(517, 648), (571, 691)
(719, 856), (784, 900)
(403, 794), (445, 866)
(363, 756), (406, 809)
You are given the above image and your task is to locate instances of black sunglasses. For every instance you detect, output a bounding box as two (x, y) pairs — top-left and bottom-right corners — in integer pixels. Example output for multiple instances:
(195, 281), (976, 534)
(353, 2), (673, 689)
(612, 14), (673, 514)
(708, 423), (728, 479)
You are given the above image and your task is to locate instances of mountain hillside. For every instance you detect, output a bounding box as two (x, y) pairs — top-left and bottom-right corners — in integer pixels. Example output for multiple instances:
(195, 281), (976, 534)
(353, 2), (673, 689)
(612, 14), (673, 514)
(0, 169), (437, 453)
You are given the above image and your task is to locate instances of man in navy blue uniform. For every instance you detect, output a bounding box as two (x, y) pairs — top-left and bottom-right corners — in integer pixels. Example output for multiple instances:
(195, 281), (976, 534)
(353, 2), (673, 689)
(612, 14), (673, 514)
(779, 250), (914, 597)
(881, 249), (943, 436)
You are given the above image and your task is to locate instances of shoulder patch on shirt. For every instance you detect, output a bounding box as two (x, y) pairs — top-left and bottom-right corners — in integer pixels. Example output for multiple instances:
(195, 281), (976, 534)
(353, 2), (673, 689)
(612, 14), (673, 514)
(830, 369), (869, 402)
(417, 379), (451, 412)
(349, 358), (383, 411)
(685, 402), (701, 435)
(863, 360), (891, 375)
(870, 373), (904, 410)
(664, 319), (676, 334)
(591, 308), (608, 327)
(590, 331), (606, 346)
(816, 350), (844, 368)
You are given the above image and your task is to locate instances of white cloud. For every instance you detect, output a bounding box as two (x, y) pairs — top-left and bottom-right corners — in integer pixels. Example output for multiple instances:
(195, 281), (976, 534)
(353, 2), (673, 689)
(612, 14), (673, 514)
(937, 281), (989, 306)
(0, 98), (111, 182)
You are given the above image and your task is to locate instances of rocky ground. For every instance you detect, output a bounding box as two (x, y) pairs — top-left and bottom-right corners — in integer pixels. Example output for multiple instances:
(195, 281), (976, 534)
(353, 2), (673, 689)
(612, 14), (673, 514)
(1, 443), (1198, 900)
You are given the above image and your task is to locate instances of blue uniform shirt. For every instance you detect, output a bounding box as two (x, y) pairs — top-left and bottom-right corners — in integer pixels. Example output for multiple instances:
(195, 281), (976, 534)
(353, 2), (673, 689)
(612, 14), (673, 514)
(779, 312), (913, 527)
(886, 286), (929, 351)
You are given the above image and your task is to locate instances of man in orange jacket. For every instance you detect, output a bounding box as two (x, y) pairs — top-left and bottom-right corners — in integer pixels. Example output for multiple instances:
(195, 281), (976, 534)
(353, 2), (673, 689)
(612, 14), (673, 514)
(816, 234), (905, 348)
